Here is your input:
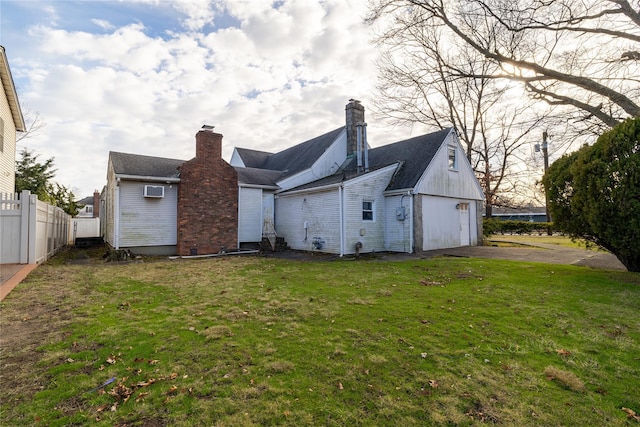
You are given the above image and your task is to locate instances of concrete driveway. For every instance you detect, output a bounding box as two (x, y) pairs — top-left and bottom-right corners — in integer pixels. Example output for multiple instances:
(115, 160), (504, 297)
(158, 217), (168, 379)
(376, 241), (627, 271)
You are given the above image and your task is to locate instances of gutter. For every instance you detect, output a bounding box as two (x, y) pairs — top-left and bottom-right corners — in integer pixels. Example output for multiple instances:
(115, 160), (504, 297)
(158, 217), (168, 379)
(115, 174), (181, 183)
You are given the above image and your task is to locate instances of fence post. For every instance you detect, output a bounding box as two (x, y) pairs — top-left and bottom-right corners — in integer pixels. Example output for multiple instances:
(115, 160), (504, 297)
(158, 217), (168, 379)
(27, 193), (37, 263)
(18, 190), (30, 263)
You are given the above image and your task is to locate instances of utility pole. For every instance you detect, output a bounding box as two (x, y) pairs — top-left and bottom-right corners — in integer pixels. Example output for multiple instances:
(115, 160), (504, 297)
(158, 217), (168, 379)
(535, 131), (551, 225)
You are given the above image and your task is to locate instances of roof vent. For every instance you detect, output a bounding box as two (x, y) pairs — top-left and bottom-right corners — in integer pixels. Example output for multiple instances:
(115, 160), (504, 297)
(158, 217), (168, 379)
(143, 185), (164, 198)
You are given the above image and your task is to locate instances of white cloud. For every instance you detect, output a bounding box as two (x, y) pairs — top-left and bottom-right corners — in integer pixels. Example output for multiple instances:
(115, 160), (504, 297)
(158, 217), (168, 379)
(9, 0), (416, 198)
(91, 18), (115, 30)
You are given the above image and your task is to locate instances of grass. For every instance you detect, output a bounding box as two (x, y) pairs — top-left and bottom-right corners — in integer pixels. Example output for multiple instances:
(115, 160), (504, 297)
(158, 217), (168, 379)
(1, 248), (639, 426)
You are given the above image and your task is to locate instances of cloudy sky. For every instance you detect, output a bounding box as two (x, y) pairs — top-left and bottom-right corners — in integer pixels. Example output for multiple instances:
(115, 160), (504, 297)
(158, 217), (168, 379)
(2, 0), (418, 198)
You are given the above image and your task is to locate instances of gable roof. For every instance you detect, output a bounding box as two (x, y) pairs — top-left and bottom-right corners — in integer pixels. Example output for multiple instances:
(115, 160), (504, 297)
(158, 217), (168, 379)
(279, 128), (453, 193)
(109, 151), (184, 179)
(236, 127), (344, 178)
(369, 128), (452, 191)
(0, 46), (26, 132)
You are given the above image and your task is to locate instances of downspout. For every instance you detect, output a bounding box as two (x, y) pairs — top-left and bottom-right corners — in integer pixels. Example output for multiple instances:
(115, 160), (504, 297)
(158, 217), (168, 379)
(339, 184), (345, 256)
(409, 192), (414, 253)
(114, 181), (120, 250)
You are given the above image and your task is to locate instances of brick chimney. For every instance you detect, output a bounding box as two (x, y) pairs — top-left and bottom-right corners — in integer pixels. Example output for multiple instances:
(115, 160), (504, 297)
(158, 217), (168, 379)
(177, 128), (238, 256)
(345, 99), (365, 157)
(92, 190), (100, 218)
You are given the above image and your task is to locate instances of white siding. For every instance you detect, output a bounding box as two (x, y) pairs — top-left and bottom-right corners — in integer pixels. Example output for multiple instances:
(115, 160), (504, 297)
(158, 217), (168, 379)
(416, 133), (484, 200)
(342, 167), (397, 254)
(238, 187), (262, 243)
(275, 189), (341, 253)
(118, 181), (177, 247)
(0, 84), (17, 194)
(384, 194), (413, 253)
(104, 162), (117, 247)
(229, 149), (246, 167)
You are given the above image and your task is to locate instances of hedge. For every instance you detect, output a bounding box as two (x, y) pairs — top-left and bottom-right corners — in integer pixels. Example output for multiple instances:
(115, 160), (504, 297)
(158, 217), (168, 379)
(483, 219), (556, 237)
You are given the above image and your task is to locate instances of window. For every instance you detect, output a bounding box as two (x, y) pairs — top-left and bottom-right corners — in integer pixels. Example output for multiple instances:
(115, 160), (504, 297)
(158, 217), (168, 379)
(362, 201), (374, 221)
(85, 206), (93, 214)
(448, 146), (457, 170)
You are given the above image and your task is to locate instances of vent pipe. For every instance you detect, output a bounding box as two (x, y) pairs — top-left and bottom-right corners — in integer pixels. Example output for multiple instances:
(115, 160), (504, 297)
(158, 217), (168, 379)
(356, 123), (363, 171)
(363, 122), (369, 172)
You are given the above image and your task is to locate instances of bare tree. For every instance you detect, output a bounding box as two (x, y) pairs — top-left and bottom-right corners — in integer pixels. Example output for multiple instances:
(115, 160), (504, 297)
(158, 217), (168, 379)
(368, 0), (640, 134)
(16, 109), (45, 143)
(372, 7), (548, 216)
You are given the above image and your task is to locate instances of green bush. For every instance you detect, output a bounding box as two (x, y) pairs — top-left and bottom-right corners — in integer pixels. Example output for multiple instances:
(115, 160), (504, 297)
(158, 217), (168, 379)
(483, 219), (555, 236)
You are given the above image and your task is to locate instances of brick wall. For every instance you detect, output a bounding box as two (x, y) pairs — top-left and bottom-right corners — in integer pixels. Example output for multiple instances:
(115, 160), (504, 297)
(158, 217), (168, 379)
(177, 130), (238, 255)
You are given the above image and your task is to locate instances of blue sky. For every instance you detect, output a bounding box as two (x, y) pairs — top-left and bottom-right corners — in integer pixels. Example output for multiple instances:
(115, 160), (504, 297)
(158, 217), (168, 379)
(1, 0), (416, 197)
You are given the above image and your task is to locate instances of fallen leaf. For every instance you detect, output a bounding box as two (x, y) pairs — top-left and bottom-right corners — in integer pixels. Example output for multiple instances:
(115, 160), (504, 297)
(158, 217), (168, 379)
(556, 349), (571, 356)
(98, 365), (105, 371)
(428, 379), (439, 389)
(338, 382), (344, 390)
(67, 358), (75, 363)
(134, 357), (145, 363)
(169, 372), (178, 380)
(148, 359), (159, 365)
(166, 385), (178, 395)
(106, 356), (117, 364)
(622, 407), (640, 421)
(135, 392), (149, 402)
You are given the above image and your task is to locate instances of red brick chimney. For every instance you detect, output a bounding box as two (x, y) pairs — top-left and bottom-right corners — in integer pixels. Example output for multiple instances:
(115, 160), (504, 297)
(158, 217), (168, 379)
(177, 129), (238, 256)
(92, 190), (100, 218)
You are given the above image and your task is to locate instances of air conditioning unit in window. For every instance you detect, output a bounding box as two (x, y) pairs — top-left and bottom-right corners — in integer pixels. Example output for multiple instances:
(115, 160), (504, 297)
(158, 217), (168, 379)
(143, 185), (164, 198)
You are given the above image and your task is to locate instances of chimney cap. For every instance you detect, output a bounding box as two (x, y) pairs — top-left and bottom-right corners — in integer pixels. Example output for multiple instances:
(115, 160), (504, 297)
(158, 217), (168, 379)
(348, 98), (361, 104)
(201, 124), (215, 131)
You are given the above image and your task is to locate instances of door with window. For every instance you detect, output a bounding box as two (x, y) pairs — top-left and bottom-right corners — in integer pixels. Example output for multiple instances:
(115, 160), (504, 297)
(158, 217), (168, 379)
(459, 203), (470, 246)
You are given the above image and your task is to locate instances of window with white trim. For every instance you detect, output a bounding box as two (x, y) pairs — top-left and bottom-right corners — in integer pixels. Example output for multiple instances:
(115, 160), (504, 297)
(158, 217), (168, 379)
(362, 201), (374, 221)
(448, 146), (457, 170)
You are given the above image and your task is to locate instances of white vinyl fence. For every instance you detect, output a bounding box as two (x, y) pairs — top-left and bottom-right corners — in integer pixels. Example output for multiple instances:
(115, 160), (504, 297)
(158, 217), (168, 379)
(1, 190), (71, 264)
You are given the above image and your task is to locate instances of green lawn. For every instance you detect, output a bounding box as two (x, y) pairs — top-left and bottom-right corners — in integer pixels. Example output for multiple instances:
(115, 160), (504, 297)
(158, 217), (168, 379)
(1, 251), (639, 426)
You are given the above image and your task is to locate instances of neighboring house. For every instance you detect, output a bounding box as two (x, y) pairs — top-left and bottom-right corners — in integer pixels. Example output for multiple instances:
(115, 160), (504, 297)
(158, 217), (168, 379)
(75, 191), (101, 218)
(0, 46), (26, 194)
(102, 100), (484, 256)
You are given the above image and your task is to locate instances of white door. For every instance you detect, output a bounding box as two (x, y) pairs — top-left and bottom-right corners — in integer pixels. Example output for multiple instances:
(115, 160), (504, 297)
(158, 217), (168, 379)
(459, 203), (470, 246)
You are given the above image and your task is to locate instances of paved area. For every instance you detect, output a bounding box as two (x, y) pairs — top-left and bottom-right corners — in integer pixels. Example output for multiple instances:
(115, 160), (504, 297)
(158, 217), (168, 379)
(0, 264), (38, 302)
(375, 243), (627, 271)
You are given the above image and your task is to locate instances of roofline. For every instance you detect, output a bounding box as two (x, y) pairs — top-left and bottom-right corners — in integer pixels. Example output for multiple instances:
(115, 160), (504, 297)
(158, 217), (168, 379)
(276, 182), (342, 197)
(238, 183), (280, 190)
(115, 174), (181, 183)
(0, 46), (26, 132)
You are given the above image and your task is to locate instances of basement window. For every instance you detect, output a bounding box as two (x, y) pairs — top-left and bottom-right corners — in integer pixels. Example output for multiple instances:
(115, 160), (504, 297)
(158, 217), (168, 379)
(362, 201), (374, 221)
(448, 146), (458, 170)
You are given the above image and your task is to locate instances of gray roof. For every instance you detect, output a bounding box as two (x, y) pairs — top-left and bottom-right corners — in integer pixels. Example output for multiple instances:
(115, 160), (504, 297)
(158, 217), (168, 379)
(109, 151), (184, 178)
(370, 128), (452, 191)
(235, 167), (283, 187)
(234, 148), (273, 168)
(236, 127), (344, 178)
(281, 127), (452, 193)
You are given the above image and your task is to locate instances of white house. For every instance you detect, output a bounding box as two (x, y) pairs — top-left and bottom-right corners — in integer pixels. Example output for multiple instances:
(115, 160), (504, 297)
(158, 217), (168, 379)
(230, 100), (484, 255)
(102, 100), (484, 256)
(0, 46), (26, 194)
